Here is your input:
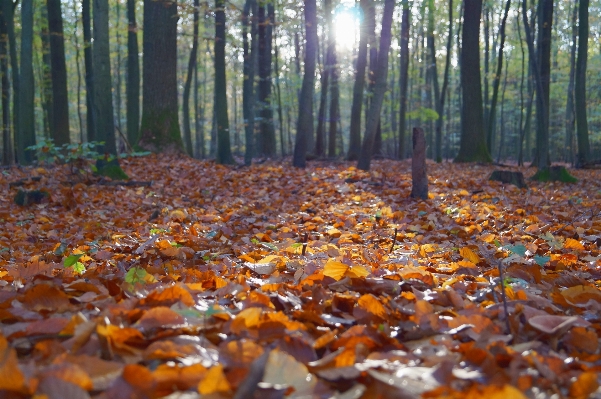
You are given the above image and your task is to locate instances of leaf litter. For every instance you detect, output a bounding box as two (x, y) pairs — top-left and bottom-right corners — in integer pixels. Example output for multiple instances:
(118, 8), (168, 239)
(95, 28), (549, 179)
(0, 155), (601, 398)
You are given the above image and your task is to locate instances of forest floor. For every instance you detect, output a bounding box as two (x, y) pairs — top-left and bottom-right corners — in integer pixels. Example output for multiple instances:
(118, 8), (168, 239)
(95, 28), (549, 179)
(1, 155), (601, 399)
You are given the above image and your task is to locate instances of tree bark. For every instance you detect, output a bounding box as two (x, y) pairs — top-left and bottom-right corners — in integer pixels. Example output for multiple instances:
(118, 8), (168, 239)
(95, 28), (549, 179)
(411, 128), (428, 200)
(242, 0), (257, 165)
(356, 0), (395, 171)
(454, 0), (491, 163)
(565, 0), (577, 165)
(575, 0), (590, 167)
(257, 2), (276, 157)
(397, 0), (410, 160)
(435, 0), (452, 163)
(486, 0), (511, 159)
(47, 0), (70, 145)
(2, 1), (18, 157)
(139, 0), (183, 153)
(126, 0), (140, 146)
(214, 0), (233, 164)
(0, 7), (12, 165)
(292, 0), (317, 168)
(183, 0), (200, 157)
(19, 0), (36, 164)
(315, 4), (330, 158)
(327, 0), (339, 158)
(82, 0), (94, 141)
(93, 0), (117, 154)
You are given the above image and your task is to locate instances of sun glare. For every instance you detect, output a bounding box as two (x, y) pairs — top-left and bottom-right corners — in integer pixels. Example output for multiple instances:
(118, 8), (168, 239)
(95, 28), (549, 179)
(334, 7), (360, 51)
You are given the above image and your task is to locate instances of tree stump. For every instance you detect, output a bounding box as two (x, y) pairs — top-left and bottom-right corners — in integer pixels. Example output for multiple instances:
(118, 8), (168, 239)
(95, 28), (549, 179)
(531, 166), (577, 183)
(489, 170), (528, 189)
(411, 127), (428, 200)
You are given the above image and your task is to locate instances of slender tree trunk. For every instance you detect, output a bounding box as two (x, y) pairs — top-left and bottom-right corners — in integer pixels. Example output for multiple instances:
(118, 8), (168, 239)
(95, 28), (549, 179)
(455, 0), (491, 163)
(214, 0), (233, 164)
(2, 1), (19, 159)
(83, 0), (94, 141)
(93, 0), (116, 154)
(72, 1), (84, 142)
(575, 0), (590, 167)
(19, 0), (36, 164)
(257, 2), (275, 157)
(183, 0), (200, 157)
(115, 1), (123, 131)
(496, 56), (509, 162)
(327, 0), (339, 158)
(427, 0), (440, 162)
(565, 0), (577, 165)
(397, 0), (410, 160)
(292, 0), (317, 168)
(483, 6), (490, 149)
(242, 0), (257, 165)
(315, 8), (330, 158)
(357, 0), (395, 171)
(126, 0), (139, 146)
(435, 0), (453, 163)
(47, 0), (70, 145)
(486, 0), (511, 156)
(274, 30), (286, 156)
(0, 7), (12, 165)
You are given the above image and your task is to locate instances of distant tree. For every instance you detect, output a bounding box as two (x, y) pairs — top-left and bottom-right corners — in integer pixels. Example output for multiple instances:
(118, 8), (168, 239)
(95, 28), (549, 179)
(575, 0), (590, 167)
(433, 0), (453, 163)
(183, 0), (200, 157)
(397, 0), (410, 160)
(315, 0), (331, 158)
(93, 0), (116, 154)
(347, 0), (369, 161)
(0, 6), (12, 165)
(2, 0), (18, 156)
(126, 0), (140, 146)
(47, 0), (70, 145)
(327, 0), (339, 158)
(214, 0), (234, 164)
(138, 0), (183, 153)
(356, 0), (395, 171)
(83, 0), (94, 141)
(292, 0), (317, 168)
(454, 0), (491, 163)
(242, 0), (258, 165)
(40, 3), (53, 139)
(257, 1), (276, 157)
(18, 0), (35, 164)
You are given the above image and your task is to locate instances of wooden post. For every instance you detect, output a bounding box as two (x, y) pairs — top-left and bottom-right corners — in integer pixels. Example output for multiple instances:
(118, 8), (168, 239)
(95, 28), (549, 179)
(411, 127), (428, 200)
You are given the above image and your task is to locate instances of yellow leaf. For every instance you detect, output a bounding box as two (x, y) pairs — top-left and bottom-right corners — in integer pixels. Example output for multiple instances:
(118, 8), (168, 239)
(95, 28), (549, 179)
(326, 228), (342, 238)
(345, 265), (369, 279)
(358, 294), (387, 318)
(323, 259), (348, 281)
(230, 307), (262, 334)
(480, 233), (496, 243)
(198, 364), (230, 395)
(258, 255), (281, 264)
(564, 238), (585, 251)
(460, 247), (480, 263)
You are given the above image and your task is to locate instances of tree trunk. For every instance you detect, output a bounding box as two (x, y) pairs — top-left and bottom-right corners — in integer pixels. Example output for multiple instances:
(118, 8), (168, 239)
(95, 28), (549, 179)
(565, 0), (577, 165)
(242, 0), (257, 165)
(292, 0), (317, 168)
(532, 0), (553, 170)
(356, 0), (395, 171)
(327, 0), (339, 158)
(0, 7), (12, 165)
(139, 0), (183, 153)
(72, 0), (84, 142)
(411, 128), (428, 200)
(483, 6), (490, 150)
(2, 1), (18, 158)
(93, 0), (116, 154)
(126, 0), (140, 146)
(427, 0), (440, 162)
(257, 2), (275, 157)
(19, 0), (36, 164)
(214, 0), (233, 164)
(347, 1), (369, 161)
(274, 28), (286, 156)
(315, 4), (330, 158)
(47, 0), (70, 145)
(397, 0), (410, 160)
(486, 0), (511, 157)
(182, 0), (200, 157)
(454, 0), (491, 163)
(82, 0), (94, 141)
(575, 0), (590, 167)
(435, 0), (453, 163)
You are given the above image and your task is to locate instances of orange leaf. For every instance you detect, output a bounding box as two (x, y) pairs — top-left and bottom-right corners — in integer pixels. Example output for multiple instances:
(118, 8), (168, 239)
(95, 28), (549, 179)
(198, 364), (231, 395)
(569, 372), (599, 398)
(345, 264), (369, 279)
(564, 238), (585, 251)
(460, 247), (480, 263)
(323, 259), (348, 281)
(0, 335), (26, 392)
(357, 294), (387, 318)
(561, 285), (601, 306)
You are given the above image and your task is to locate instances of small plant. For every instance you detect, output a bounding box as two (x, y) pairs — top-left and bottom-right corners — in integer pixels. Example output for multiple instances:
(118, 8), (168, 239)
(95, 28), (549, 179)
(26, 139), (61, 165)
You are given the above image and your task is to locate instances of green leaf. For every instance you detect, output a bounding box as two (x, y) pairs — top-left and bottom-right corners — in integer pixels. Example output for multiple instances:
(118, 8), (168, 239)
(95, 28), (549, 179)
(72, 261), (86, 274)
(534, 255), (550, 266)
(54, 243), (68, 256)
(262, 242), (278, 252)
(494, 240), (502, 248)
(506, 244), (527, 257)
(64, 254), (84, 267)
(125, 266), (148, 285)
